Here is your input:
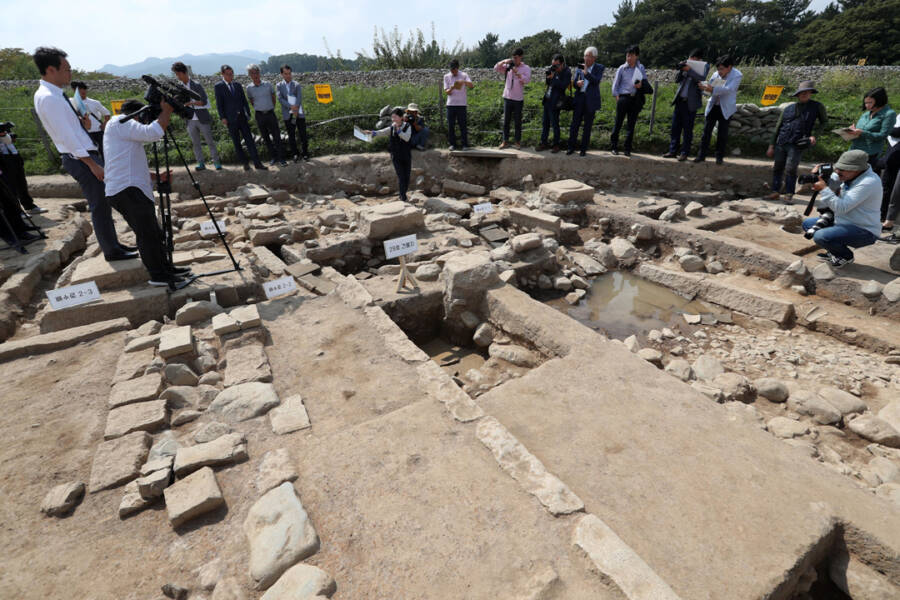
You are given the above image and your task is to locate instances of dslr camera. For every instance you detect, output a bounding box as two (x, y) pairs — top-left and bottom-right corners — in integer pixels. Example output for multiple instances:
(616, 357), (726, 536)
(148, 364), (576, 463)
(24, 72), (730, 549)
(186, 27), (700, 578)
(797, 163), (833, 186)
(544, 64), (560, 77)
(0, 121), (16, 143)
(504, 60), (515, 73)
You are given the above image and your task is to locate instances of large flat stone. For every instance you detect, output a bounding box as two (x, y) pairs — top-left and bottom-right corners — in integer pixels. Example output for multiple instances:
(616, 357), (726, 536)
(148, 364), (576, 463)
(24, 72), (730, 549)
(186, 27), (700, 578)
(208, 381), (280, 422)
(244, 481), (319, 590)
(357, 201), (424, 240)
(259, 564), (335, 600)
(256, 448), (299, 494)
(268, 394), (311, 434)
(104, 400), (168, 439)
(158, 325), (194, 359)
(39, 287), (169, 334)
(508, 207), (562, 235)
(539, 179), (594, 204)
(223, 344), (272, 386)
(108, 372), (163, 409)
(112, 346), (155, 384)
(173, 432), (248, 476)
(69, 254), (148, 291)
(40, 481), (85, 517)
(0, 317), (131, 363)
(164, 466), (224, 528)
(88, 431), (152, 493)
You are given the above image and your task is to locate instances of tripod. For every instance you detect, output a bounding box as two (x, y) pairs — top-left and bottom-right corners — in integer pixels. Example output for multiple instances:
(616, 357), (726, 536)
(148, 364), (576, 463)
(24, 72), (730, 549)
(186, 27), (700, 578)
(150, 125), (242, 290)
(0, 177), (46, 254)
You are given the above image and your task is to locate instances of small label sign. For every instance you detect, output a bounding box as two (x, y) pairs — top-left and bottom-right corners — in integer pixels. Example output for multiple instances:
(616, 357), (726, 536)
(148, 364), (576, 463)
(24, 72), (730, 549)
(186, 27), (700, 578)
(46, 281), (101, 310)
(383, 234), (418, 259)
(263, 275), (298, 299)
(473, 202), (494, 214)
(200, 219), (227, 236)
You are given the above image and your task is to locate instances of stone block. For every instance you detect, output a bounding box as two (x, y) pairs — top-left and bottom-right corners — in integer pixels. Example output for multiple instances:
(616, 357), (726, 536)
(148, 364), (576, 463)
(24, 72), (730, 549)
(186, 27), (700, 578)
(269, 394), (312, 435)
(304, 233), (365, 263)
(508, 207), (561, 235)
(40, 481), (85, 517)
(488, 343), (540, 367)
(159, 326), (194, 359)
(230, 304), (262, 329)
(424, 196), (471, 216)
(124, 333), (161, 353)
(847, 415), (900, 448)
(208, 382), (280, 423)
(766, 416), (809, 439)
(442, 251), (500, 317)
(104, 400), (168, 439)
(510, 233), (542, 253)
(357, 201), (424, 240)
(259, 564), (335, 600)
(112, 346), (155, 384)
(224, 344), (272, 387)
(175, 301), (223, 326)
(212, 312), (240, 335)
(538, 179), (594, 204)
(256, 448), (299, 494)
(136, 467), (171, 499)
(252, 246), (288, 276)
(442, 179), (486, 197)
(173, 432), (248, 476)
(118, 480), (153, 518)
(88, 431), (152, 492)
(164, 466), (225, 528)
(108, 372), (163, 409)
(249, 225), (293, 246)
(244, 481), (320, 590)
(0, 317), (131, 363)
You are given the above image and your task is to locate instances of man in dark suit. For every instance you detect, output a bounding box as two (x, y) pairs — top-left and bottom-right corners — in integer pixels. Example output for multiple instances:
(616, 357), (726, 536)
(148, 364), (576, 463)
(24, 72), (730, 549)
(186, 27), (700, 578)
(214, 65), (266, 171)
(172, 61), (221, 170)
(664, 49), (709, 161)
(536, 53), (571, 153)
(567, 46), (604, 156)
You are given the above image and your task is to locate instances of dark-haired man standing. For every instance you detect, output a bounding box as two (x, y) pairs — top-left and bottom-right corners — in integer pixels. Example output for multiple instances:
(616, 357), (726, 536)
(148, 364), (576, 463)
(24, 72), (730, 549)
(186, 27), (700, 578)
(537, 53), (571, 153)
(69, 81), (110, 158)
(610, 45), (647, 157)
(214, 65), (267, 171)
(276, 65), (309, 161)
(246, 64), (286, 167)
(695, 55), (743, 165)
(494, 48), (531, 149)
(171, 61), (221, 170)
(663, 49), (708, 161)
(32, 46), (136, 261)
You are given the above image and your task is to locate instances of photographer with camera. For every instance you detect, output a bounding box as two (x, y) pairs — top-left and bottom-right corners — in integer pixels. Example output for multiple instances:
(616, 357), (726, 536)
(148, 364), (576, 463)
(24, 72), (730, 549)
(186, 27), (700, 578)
(568, 47), (604, 157)
(0, 121), (46, 216)
(766, 81), (827, 203)
(536, 54), (571, 153)
(695, 55), (742, 165)
(104, 98), (192, 288)
(405, 104), (429, 151)
(663, 49), (707, 161)
(802, 149), (881, 268)
(171, 61), (221, 171)
(610, 45), (648, 157)
(494, 49), (531, 149)
(364, 108), (413, 202)
(443, 59), (473, 151)
(32, 46), (136, 262)
(214, 65), (267, 171)
(69, 81), (110, 159)
(246, 65), (287, 167)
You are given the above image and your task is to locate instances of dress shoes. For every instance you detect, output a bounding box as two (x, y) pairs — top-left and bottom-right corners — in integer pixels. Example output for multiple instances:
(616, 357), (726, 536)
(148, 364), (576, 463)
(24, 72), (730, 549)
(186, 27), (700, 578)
(106, 251), (140, 261)
(662, 152), (677, 158)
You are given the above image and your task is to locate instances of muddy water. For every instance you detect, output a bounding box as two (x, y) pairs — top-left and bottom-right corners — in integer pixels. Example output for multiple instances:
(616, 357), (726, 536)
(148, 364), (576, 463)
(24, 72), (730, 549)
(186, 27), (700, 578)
(420, 338), (487, 377)
(545, 271), (714, 339)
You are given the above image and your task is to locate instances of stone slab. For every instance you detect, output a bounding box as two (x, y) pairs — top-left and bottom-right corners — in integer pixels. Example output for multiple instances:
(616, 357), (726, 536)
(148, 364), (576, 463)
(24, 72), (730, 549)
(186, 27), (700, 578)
(40, 481), (85, 517)
(104, 399), (168, 440)
(230, 304), (262, 329)
(207, 382), (280, 423)
(69, 254), (148, 291)
(297, 275), (336, 295)
(259, 564), (335, 600)
(108, 372), (164, 409)
(539, 179), (595, 204)
(448, 148), (517, 159)
(256, 448), (299, 494)
(158, 325), (194, 359)
(173, 432), (248, 476)
(88, 431), (152, 493)
(223, 344), (272, 387)
(164, 466), (224, 528)
(508, 207), (562, 236)
(357, 201), (424, 240)
(0, 317), (131, 363)
(39, 287), (169, 334)
(112, 346), (155, 384)
(269, 394), (312, 434)
(253, 246), (288, 276)
(286, 262), (321, 278)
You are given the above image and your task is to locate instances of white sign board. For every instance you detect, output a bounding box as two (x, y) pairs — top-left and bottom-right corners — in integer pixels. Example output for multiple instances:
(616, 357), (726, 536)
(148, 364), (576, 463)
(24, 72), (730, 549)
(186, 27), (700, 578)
(263, 275), (298, 299)
(383, 234), (418, 259)
(46, 281), (101, 310)
(200, 219), (227, 236)
(473, 202), (494, 214)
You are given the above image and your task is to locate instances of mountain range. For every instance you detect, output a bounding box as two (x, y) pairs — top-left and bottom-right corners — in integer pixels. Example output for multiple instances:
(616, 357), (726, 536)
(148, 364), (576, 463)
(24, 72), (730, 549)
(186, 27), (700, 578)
(100, 50), (270, 77)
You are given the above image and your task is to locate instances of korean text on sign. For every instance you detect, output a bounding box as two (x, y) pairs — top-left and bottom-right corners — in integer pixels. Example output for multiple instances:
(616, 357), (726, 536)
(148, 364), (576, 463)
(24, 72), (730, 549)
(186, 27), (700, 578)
(263, 275), (298, 299)
(46, 281), (102, 310)
(383, 234), (418, 259)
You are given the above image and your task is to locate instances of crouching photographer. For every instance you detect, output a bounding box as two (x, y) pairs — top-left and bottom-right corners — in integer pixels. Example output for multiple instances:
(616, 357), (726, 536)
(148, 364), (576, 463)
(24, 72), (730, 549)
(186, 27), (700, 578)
(104, 99), (192, 288)
(801, 149), (881, 268)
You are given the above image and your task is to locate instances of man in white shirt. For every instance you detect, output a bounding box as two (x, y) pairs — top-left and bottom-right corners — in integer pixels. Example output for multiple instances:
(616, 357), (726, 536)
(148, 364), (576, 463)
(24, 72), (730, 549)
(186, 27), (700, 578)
(69, 81), (110, 158)
(104, 99), (192, 288)
(695, 54), (743, 165)
(32, 46), (136, 261)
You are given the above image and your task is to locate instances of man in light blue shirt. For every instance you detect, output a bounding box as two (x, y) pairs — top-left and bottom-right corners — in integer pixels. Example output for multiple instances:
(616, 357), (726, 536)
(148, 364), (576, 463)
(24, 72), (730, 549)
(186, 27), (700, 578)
(695, 54), (742, 164)
(246, 64), (287, 166)
(609, 45), (647, 157)
(803, 149), (881, 268)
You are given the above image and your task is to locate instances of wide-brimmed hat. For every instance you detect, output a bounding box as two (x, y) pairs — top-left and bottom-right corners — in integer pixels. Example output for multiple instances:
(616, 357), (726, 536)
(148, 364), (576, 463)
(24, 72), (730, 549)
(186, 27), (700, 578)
(834, 149), (869, 171)
(791, 81), (818, 96)
(406, 103), (420, 112)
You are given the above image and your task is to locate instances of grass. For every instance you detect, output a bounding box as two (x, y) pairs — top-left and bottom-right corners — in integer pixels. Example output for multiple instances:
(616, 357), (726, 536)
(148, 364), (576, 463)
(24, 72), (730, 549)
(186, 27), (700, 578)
(2, 68), (898, 176)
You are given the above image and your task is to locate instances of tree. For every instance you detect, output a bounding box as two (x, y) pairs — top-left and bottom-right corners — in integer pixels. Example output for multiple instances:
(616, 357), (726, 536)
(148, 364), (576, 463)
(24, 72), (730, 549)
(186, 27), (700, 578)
(0, 48), (39, 80)
(786, 0), (900, 64)
(358, 24), (463, 69)
(473, 33), (502, 67)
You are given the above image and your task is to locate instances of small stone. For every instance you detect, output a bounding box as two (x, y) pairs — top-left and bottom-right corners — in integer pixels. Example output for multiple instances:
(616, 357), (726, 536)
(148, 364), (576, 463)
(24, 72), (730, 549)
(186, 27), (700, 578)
(683, 313), (701, 325)
(175, 301), (223, 326)
(173, 432), (248, 476)
(459, 311), (480, 330)
(811, 262), (835, 281)
(692, 382), (723, 402)
(679, 254), (706, 272)
(165, 363), (199, 386)
(259, 564), (335, 600)
(160, 386), (200, 410)
(610, 237), (637, 265)
(767, 416), (810, 439)
(230, 304), (262, 329)
(208, 382), (280, 423)
(565, 289), (586, 304)
(537, 274), (552, 289)
(847, 415), (900, 448)
(164, 466), (225, 528)
(712, 373), (756, 403)
(488, 343), (540, 367)
(161, 583), (189, 600)
(472, 323), (494, 347)
(172, 409), (202, 426)
(623, 335), (639, 352)
(755, 378), (789, 402)
(816, 386), (867, 416)
(510, 232), (542, 253)
(691, 354), (724, 381)
(787, 390), (841, 424)
(659, 204), (685, 222)
(148, 431), (179, 461)
(706, 260), (724, 274)
(552, 276), (572, 291)
(664, 359), (692, 382)
(269, 395), (311, 435)
(140, 455), (174, 476)
(414, 263), (441, 281)
(212, 313), (240, 336)
(570, 274), (589, 289)
(256, 448), (299, 494)
(199, 371), (223, 386)
(40, 481), (85, 517)
(860, 280), (884, 299)
(136, 468), (171, 500)
(684, 201), (704, 217)
(193, 421), (233, 444)
(637, 348), (663, 367)
(159, 326), (194, 359)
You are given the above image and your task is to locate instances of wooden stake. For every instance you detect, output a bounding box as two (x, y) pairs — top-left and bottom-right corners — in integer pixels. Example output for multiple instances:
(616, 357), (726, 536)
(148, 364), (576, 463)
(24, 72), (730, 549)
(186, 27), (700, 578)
(395, 255), (419, 293)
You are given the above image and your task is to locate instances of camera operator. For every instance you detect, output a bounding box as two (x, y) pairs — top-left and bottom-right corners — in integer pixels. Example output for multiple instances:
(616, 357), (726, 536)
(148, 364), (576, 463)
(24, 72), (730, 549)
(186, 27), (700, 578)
(70, 81), (110, 159)
(104, 99), (192, 287)
(610, 45), (648, 157)
(803, 149), (881, 268)
(766, 81), (827, 203)
(214, 65), (267, 171)
(246, 65), (287, 167)
(494, 49), (531, 149)
(32, 46), (136, 262)
(443, 59), (473, 151)
(663, 49), (707, 161)
(536, 54), (571, 153)
(364, 108), (413, 202)
(171, 61), (221, 171)
(405, 103), (429, 151)
(0, 122), (46, 215)
(568, 47), (605, 157)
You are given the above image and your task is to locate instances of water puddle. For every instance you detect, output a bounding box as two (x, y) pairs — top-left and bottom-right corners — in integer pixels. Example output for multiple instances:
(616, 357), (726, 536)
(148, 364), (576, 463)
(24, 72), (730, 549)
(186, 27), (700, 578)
(543, 271), (716, 339)
(420, 338), (487, 377)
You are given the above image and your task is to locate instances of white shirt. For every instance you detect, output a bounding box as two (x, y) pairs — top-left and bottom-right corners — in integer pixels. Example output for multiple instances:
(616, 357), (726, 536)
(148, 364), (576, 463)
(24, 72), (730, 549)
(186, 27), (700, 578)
(102, 114), (164, 201)
(889, 114), (900, 148)
(34, 79), (97, 157)
(69, 96), (111, 133)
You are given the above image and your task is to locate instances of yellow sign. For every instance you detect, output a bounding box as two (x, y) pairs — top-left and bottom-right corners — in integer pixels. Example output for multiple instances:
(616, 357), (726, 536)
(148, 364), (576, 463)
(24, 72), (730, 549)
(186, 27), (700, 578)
(857, 58), (867, 66)
(760, 85), (784, 106)
(314, 84), (333, 104)
(110, 100), (126, 115)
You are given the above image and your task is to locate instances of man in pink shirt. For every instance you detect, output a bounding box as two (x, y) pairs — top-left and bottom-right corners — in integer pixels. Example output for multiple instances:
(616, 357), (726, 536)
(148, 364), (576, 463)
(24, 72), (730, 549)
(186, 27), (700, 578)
(494, 48), (531, 149)
(443, 59), (474, 150)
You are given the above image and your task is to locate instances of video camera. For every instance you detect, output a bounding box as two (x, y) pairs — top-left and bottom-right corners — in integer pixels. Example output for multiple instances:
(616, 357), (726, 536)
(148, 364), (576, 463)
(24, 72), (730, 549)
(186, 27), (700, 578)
(123, 75), (200, 124)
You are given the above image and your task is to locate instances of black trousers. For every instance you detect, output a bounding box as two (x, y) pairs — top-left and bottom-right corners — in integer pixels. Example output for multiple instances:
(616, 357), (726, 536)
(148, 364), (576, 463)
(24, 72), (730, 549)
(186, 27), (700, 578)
(391, 150), (412, 201)
(254, 110), (284, 162)
(668, 98), (697, 156)
(610, 96), (641, 152)
(698, 104), (731, 159)
(107, 187), (168, 279)
(502, 98), (523, 143)
(284, 114), (309, 158)
(0, 153), (35, 209)
(447, 106), (468, 147)
(0, 177), (29, 238)
(881, 144), (900, 220)
(89, 131), (104, 159)
(227, 116), (261, 166)
(568, 96), (596, 152)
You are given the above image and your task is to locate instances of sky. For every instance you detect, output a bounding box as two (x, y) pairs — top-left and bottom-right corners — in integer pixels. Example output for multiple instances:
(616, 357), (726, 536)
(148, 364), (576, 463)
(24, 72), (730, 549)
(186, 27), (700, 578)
(2, 0), (834, 72)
